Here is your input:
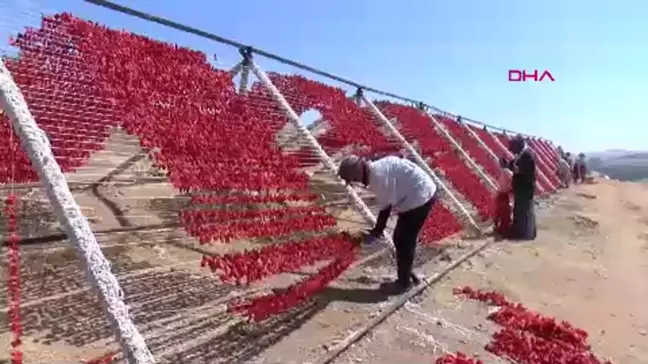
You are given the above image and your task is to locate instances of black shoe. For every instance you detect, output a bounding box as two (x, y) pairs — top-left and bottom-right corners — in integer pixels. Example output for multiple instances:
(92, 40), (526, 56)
(379, 280), (410, 295)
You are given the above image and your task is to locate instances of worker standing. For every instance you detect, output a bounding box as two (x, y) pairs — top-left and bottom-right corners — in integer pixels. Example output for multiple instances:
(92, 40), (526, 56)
(337, 154), (437, 295)
(502, 135), (537, 241)
(558, 157), (571, 188)
(494, 158), (512, 236)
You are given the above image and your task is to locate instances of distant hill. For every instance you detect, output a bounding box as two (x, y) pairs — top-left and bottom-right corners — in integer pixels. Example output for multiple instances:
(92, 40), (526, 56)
(586, 149), (648, 182)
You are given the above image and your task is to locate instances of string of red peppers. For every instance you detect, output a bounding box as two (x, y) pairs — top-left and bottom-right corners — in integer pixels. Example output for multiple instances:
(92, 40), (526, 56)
(190, 192), (318, 205)
(5, 194), (22, 364)
(180, 205), (326, 226)
(376, 102), (496, 220)
(435, 352), (484, 364)
(201, 233), (355, 285)
(185, 213), (338, 244)
(441, 287), (613, 364)
(228, 240), (358, 321)
(269, 75), (467, 241)
(436, 115), (503, 186)
(1, 49), (116, 184)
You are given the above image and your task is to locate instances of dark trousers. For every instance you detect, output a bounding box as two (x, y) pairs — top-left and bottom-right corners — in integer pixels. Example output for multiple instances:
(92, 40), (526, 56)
(393, 197), (435, 286)
(509, 194), (536, 240)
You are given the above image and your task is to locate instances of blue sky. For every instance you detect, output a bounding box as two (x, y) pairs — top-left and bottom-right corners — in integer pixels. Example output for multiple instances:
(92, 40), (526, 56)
(2, 0), (647, 153)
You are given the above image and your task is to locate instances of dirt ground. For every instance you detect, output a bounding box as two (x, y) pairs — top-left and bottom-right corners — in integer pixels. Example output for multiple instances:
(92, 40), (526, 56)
(324, 181), (648, 364)
(1, 131), (647, 364)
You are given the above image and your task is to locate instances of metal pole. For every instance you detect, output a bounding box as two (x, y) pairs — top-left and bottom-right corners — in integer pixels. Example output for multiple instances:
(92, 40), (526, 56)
(359, 94), (480, 232)
(247, 60), (399, 252)
(238, 61), (251, 95)
(487, 129), (555, 193)
(534, 138), (557, 166)
(228, 61), (243, 77)
(458, 118), (524, 190)
(527, 139), (558, 188)
(459, 118), (505, 165)
(423, 110), (498, 191)
(0, 59), (155, 364)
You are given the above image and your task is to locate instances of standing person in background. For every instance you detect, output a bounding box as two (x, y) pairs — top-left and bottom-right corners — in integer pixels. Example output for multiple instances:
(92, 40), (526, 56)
(557, 146), (566, 161)
(337, 154), (437, 295)
(502, 135), (537, 241)
(573, 153), (588, 183)
(558, 156), (571, 188)
(565, 152), (574, 170)
(493, 158), (512, 237)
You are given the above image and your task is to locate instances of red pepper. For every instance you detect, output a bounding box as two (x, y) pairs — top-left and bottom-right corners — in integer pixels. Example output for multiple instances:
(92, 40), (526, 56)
(435, 352), (483, 364)
(201, 233), (356, 285)
(376, 102), (496, 220)
(229, 242), (358, 321)
(453, 287), (612, 364)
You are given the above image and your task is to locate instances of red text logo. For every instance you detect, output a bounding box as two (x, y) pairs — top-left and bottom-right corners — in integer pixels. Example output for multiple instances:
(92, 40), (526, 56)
(508, 69), (555, 82)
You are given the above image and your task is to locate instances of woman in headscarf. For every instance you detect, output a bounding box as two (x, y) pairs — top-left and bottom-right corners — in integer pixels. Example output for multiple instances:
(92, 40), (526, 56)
(502, 135), (537, 240)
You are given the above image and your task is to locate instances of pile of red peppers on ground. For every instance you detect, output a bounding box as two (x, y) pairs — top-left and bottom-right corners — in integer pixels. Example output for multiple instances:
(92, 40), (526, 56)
(434, 287), (612, 364)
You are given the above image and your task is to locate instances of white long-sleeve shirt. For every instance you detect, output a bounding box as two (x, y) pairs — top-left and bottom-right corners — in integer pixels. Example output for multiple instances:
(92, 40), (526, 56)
(367, 156), (437, 212)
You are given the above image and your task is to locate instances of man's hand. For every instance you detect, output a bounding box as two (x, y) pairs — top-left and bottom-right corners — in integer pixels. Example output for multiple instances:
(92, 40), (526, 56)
(362, 229), (382, 245)
(364, 234), (379, 245)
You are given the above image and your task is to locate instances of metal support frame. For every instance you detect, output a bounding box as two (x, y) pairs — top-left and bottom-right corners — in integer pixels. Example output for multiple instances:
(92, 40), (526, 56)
(538, 145), (557, 170)
(461, 122), (560, 197)
(237, 47), (252, 94)
(238, 65), (250, 94)
(420, 108), (498, 192)
(527, 138), (558, 184)
(229, 49), (253, 94)
(534, 138), (557, 166)
(0, 60), (155, 364)
(455, 118), (560, 195)
(358, 91), (480, 232)
(459, 117), (500, 164)
(247, 60), (401, 253)
(541, 140), (557, 161)
(228, 62), (243, 77)
(487, 128), (556, 192)
(457, 117), (533, 189)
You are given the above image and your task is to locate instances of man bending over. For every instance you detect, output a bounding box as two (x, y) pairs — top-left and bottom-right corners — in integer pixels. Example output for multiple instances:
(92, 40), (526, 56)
(337, 154), (437, 295)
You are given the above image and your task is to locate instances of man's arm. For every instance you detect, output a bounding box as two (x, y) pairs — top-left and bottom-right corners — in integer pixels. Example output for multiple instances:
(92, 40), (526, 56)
(370, 205), (392, 237)
(500, 157), (514, 171)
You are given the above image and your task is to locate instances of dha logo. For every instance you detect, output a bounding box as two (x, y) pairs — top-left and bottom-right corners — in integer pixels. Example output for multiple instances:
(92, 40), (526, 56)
(508, 69), (555, 82)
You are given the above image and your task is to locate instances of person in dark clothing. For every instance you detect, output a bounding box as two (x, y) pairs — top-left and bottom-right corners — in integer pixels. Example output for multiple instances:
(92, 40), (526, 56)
(573, 153), (587, 183)
(502, 135), (537, 241)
